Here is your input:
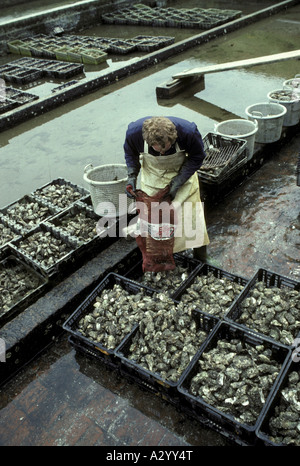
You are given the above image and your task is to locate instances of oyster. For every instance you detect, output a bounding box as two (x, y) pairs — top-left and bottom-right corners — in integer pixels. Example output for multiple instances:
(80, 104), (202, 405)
(126, 297), (208, 383)
(179, 272), (244, 317)
(237, 282), (300, 345)
(0, 259), (43, 316)
(52, 210), (96, 242)
(34, 183), (83, 209)
(134, 265), (189, 294)
(3, 198), (53, 231)
(15, 230), (73, 268)
(267, 371), (300, 445)
(188, 338), (281, 425)
(76, 284), (154, 350)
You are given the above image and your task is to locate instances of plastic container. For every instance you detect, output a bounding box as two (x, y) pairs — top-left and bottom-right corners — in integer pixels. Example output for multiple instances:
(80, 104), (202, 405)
(32, 177), (89, 211)
(283, 74), (300, 96)
(214, 119), (258, 160)
(245, 102), (287, 144)
(256, 358), (300, 446)
(178, 321), (290, 446)
(83, 164), (128, 218)
(10, 222), (78, 277)
(62, 272), (156, 366)
(268, 89), (300, 127)
(172, 262), (249, 319)
(198, 132), (247, 183)
(124, 252), (203, 296)
(0, 246), (48, 325)
(225, 268), (300, 347)
(116, 308), (219, 400)
(297, 151), (300, 187)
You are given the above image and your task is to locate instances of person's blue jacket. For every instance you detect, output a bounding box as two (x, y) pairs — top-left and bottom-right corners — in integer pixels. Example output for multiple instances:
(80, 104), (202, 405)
(123, 116), (206, 179)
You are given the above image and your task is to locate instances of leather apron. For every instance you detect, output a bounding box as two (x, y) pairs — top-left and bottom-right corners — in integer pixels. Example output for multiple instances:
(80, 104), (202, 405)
(140, 142), (209, 253)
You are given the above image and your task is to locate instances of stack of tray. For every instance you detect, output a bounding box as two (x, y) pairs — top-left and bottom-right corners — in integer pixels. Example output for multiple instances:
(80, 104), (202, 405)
(198, 133), (247, 184)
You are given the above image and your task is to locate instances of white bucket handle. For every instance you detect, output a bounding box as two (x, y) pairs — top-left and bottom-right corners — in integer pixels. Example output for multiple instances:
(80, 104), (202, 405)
(84, 163), (93, 174)
(251, 111), (263, 118)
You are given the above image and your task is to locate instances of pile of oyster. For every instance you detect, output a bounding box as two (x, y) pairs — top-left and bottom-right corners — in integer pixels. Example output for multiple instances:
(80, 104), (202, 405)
(34, 183), (84, 209)
(136, 266), (190, 294)
(0, 221), (20, 246)
(188, 338), (281, 425)
(52, 211), (96, 243)
(127, 299), (208, 382)
(3, 198), (53, 231)
(179, 272), (245, 317)
(267, 370), (300, 445)
(236, 282), (300, 345)
(0, 259), (43, 315)
(76, 283), (210, 382)
(77, 284), (154, 350)
(16, 230), (74, 268)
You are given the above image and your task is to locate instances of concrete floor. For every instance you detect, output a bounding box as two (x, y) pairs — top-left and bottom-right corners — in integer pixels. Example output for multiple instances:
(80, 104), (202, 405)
(0, 0), (299, 449)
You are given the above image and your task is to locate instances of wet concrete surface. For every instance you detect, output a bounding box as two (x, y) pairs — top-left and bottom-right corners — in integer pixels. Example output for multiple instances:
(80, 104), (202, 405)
(0, 0), (300, 449)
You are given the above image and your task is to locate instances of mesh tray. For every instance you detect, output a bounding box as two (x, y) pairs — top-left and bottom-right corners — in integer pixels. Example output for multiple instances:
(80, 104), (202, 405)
(198, 133), (247, 184)
(0, 194), (59, 234)
(124, 252), (202, 296)
(225, 268), (300, 348)
(116, 308), (219, 399)
(172, 262), (249, 319)
(63, 273), (157, 365)
(256, 359), (300, 446)
(10, 222), (79, 277)
(0, 246), (48, 325)
(0, 215), (23, 247)
(178, 321), (290, 446)
(32, 178), (89, 211)
(44, 201), (118, 256)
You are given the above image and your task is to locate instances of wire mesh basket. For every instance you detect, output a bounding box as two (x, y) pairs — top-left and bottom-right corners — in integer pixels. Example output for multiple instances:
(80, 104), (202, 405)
(198, 133), (247, 184)
(83, 164), (128, 217)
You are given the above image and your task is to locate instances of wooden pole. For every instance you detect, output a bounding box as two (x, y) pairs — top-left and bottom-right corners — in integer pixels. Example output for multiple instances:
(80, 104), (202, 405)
(173, 50), (300, 79)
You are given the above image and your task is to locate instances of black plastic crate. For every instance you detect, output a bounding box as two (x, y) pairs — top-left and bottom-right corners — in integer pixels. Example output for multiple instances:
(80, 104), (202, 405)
(172, 262), (249, 319)
(0, 245), (48, 325)
(32, 178), (89, 211)
(124, 252), (202, 296)
(225, 268), (300, 348)
(116, 308), (219, 400)
(68, 335), (119, 371)
(297, 151), (300, 187)
(0, 215), (23, 247)
(63, 273), (158, 365)
(0, 194), (59, 234)
(178, 321), (290, 446)
(45, 202), (118, 256)
(10, 222), (79, 277)
(256, 358), (300, 446)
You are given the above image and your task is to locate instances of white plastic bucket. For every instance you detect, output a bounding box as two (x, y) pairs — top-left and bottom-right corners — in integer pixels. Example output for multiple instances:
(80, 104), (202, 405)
(245, 102), (287, 144)
(268, 89), (300, 127)
(283, 74), (300, 97)
(83, 163), (128, 217)
(214, 119), (258, 160)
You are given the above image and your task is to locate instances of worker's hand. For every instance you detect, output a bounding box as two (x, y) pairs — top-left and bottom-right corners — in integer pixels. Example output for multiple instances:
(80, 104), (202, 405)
(163, 174), (187, 201)
(126, 176), (137, 198)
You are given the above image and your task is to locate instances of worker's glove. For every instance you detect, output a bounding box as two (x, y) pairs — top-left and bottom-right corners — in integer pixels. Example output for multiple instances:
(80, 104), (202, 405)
(164, 173), (188, 201)
(125, 167), (138, 199)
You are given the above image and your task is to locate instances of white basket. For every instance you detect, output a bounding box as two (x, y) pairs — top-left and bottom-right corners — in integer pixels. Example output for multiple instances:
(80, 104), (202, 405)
(214, 119), (258, 160)
(83, 164), (128, 217)
(245, 102), (287, 144)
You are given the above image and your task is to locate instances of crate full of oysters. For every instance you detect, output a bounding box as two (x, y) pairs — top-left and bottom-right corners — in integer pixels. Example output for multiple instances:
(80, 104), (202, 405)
(0, 245), (48, 325)
(225, 268), (300, 347)
(178, 321), (290, 446)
